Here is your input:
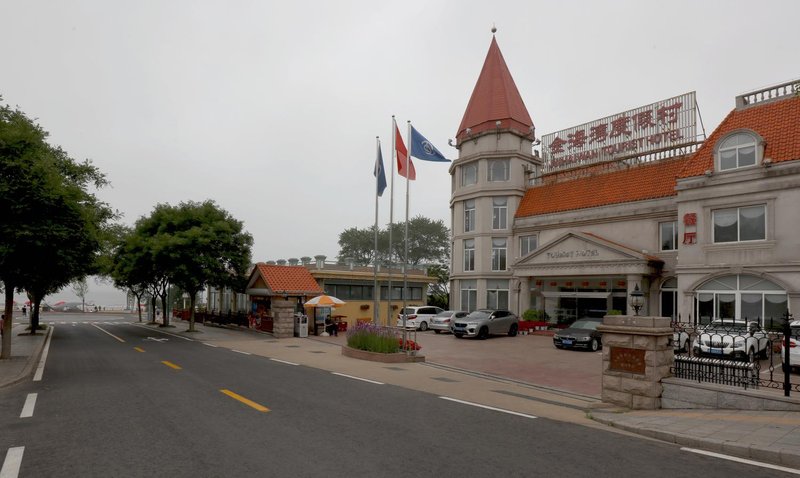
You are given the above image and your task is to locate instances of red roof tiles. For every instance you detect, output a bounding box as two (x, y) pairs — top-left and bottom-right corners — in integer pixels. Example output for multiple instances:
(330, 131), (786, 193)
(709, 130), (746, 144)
(456, 36), (533, 142)
(516, 157), (690, 218)
(255, 263), (323, 294)
(679, 96), (800, 178)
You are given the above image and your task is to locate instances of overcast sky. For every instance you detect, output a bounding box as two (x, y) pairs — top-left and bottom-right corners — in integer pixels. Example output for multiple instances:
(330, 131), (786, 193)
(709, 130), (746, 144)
(3, 0), (798, 305)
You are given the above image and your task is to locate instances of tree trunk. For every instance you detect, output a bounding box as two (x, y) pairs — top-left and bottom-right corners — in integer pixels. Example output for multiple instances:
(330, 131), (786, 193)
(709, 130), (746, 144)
(188, 294), (196, 332)
(135, 292), (143, 322)
(30, 294), (41, 335)
(161, 294), (169, 327)
(2, 285), (14, 359)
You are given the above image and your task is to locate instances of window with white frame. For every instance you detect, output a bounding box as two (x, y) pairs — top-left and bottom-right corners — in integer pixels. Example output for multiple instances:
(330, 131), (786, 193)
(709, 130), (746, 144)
(464, 199), (475, 233)
(713, 205), (765, 243)
(660, 221), (678, 251)
(491, 238), (507, 271)
(486, 279), (509, 310)
(717, 132), (757, 171)
(695, 274), (786, 325)
(461, 163), (477, 186)
(488, 159), (509, 182)
(520, 235), (537, 256)
(460, 279), (477, 312)
(463, 239), (475, 271)
(492, 197), (507, 230)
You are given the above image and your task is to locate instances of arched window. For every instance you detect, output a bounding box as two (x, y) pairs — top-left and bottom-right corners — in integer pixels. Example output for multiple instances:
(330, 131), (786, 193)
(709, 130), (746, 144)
(695, 274), (787, 326)
(717, 132), (757, 171)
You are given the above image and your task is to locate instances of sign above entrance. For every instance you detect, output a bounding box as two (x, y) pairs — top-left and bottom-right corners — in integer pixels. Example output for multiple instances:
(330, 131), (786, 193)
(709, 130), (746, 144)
(541, 92), (697, 172)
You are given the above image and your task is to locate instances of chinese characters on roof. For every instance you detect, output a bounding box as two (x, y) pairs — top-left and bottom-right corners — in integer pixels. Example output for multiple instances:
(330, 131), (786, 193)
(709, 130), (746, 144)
(541, 92), (697, 172)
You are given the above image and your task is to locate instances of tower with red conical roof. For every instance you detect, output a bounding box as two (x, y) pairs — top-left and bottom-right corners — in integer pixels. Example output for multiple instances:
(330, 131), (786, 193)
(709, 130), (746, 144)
(449, 30), (540, 314)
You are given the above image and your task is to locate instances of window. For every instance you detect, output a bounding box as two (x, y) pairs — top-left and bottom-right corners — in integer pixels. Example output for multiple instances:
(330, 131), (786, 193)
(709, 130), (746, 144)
(717, 132), (757, 171)
(520, 235), (538, 256)
(492, 197), (507, 230)
(464, 199), (475, 233)
(460, 280), (477, 312)
(713, 205), (765, 243)
(695, 274), (787, 325)
(491, 238), (507, 271)
(463, 239), (475, 271)
(380, 286), (421, 300)
(660, 221), (678, 251)
(487, 279), (509, 310)
(660, 277), (677, 320)
(461, 163), (477, 186)
(488, 159), (509, 182)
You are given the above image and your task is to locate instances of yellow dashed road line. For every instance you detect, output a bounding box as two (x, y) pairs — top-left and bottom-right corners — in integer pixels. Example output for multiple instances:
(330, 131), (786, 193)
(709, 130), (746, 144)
(161, 361), (182, 370)
(220, 389), (270, 412)
(134, 347), (145, 353)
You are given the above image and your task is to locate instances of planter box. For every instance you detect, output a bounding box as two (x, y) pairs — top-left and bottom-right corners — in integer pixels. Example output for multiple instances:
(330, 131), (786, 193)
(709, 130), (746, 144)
(341, 345), (425, 363)
(519, 321), (549, 332)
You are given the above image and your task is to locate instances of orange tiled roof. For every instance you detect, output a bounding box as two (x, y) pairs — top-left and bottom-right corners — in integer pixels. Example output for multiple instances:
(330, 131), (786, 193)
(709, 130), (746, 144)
(256, 263), (323, 294)
(516, 156), (690, 218)
(679, 95), (800, 178)
(456, 36), (533, 142)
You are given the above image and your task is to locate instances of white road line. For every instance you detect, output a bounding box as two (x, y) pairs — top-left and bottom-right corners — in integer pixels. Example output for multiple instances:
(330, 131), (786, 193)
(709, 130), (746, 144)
(20, 393), (37, 418)
(0, 446), (24, 478)
(202, 342), (219, 348)
(681, 447), (800, 475)
(270, 358), (299, 366)
(33, 326), (54, 382)
(439, 397), (538, 420)
(129, 324), (194, 341)
(232, 349), (251, 355)
(91, 323), (125, 343)
(332, 372), (384, 385)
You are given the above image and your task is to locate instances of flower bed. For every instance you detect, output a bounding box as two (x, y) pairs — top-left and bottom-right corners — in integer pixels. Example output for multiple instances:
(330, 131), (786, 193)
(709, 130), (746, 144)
(343, 322), (425, 363)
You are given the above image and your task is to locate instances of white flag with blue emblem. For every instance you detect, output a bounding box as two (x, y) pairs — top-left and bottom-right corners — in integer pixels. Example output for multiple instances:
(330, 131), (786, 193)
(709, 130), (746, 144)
(410, 126), (450, 162)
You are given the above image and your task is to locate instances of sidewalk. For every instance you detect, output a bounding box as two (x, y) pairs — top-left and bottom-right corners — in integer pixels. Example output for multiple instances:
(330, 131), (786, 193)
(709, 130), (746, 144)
(3, 316), (800, 469)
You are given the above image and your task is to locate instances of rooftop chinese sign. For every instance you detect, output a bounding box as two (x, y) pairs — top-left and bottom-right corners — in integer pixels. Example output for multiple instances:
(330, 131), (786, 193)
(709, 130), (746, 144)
(541, 92), (697, 172)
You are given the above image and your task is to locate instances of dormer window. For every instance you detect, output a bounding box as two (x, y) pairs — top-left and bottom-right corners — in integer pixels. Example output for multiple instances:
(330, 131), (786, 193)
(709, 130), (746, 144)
(717, 132), (757, 171)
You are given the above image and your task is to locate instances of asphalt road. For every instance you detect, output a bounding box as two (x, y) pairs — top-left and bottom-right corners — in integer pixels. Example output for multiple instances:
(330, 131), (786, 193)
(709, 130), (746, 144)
(0, 314), (789, 477)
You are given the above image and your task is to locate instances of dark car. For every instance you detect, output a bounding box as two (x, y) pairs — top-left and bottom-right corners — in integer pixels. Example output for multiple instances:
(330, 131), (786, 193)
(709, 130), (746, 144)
(553, 318), (603, 351)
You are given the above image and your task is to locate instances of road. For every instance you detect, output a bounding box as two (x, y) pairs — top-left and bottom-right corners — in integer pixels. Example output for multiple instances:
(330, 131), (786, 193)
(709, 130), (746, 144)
(0, 314), (790, 477)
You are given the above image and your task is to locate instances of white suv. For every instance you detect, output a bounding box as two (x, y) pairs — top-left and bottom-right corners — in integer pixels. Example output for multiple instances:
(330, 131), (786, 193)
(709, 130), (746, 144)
(396, 306), (443, 331)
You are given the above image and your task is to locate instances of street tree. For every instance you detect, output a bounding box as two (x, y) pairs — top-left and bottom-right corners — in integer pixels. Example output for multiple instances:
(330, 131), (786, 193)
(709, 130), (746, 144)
(154, 201), (253, 332)
(0, 100), (114, 356)
(72, 278), (89, 312)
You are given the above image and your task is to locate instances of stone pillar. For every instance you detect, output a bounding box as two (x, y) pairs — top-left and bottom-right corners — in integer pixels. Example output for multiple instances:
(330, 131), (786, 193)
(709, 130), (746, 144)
(271, 299), (296, 338)
(597, 315), (674, 410)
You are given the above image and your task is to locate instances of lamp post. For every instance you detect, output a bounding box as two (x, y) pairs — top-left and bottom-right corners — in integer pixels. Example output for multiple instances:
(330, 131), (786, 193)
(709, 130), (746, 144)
(630, 284), (644, 316)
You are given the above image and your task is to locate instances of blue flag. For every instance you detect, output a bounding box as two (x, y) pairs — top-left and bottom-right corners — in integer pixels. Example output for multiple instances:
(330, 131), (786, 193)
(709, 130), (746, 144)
(410, 125), (450, 162)
(374, 143), (387, 196)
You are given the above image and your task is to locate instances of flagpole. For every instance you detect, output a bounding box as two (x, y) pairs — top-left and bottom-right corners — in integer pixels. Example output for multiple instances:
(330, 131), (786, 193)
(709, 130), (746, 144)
(402, 120), (411, 350)
(373, 136), (380, 324)
(387, 116), (397, 327)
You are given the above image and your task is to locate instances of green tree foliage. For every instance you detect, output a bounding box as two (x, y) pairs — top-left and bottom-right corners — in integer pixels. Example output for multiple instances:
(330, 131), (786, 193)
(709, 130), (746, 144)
(0, 100), (114, 357)
(114, 201), (253, 332)
(337, 215), (450, 266)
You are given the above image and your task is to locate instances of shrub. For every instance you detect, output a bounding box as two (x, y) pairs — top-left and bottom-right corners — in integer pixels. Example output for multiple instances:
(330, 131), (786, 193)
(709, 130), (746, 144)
(522, 309), (543, 322)
(607, 309), (623, 315)
(346, 322), (400, 353)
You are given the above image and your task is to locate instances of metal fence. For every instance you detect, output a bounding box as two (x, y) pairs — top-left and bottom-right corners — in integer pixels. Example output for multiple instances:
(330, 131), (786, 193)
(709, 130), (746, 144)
(670, 314), (800, 395)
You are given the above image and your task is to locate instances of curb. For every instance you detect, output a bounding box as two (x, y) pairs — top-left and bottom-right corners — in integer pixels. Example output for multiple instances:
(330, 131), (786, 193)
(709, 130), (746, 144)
(590, 413), (800, 468)
(0, 326), (49, 390)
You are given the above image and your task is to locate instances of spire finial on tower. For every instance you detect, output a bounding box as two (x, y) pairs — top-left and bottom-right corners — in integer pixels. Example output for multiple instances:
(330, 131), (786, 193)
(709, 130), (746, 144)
(491, 24), (497, 35)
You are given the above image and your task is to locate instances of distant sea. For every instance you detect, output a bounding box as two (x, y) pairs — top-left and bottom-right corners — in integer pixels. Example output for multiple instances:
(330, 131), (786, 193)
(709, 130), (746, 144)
(12, 276), (127, 308)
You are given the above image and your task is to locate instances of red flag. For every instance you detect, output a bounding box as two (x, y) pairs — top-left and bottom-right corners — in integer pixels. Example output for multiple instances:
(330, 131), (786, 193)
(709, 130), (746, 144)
(396, 124), (415, 180)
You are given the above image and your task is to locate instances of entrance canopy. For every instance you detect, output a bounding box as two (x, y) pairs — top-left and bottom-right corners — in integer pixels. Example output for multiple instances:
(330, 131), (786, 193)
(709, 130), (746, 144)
(513, 231), (663, 277)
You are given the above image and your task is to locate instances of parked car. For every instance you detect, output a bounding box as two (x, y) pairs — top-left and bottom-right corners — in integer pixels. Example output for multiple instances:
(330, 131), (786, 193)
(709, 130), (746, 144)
(553, 318), (603, 351)
(692, 319), (769, 361)
(673, 323), (691, 353)
(430, 310), (468, 334)
(451, 309), (518, 339)
(395, 306), (444, 331)
(781, 320), (800, 373)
